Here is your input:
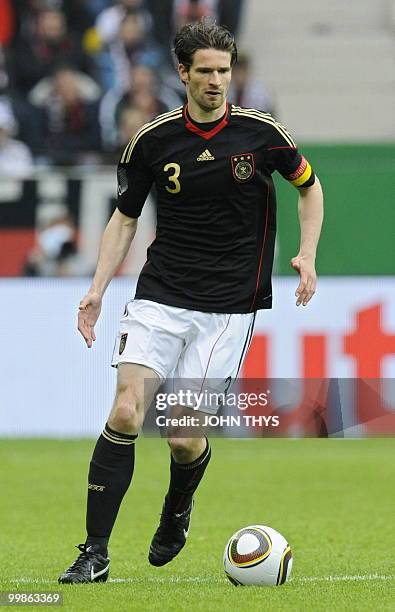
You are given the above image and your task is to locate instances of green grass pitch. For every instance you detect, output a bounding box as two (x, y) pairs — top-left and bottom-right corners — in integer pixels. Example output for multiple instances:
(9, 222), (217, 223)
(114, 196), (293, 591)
(0, 438), (394, 611)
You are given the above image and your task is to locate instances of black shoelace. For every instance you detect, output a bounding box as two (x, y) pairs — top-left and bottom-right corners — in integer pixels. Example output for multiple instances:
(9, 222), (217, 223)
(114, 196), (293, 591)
(66, 544), (97, 572)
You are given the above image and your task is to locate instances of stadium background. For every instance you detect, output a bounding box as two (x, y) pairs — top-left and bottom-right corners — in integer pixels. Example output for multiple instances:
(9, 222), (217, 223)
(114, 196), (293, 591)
(0, 0), (394, 436)
(0, 2), (394, 609)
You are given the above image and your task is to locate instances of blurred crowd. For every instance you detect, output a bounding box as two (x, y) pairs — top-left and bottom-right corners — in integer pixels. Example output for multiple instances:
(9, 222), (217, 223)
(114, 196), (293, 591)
(0, 0), (278, 175)
(0, 0), (278, 278)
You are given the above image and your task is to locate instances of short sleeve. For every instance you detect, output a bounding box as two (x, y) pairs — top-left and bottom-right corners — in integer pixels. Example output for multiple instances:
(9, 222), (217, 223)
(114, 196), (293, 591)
(117, 138), (154, 218)
(266, 120), (316, 189)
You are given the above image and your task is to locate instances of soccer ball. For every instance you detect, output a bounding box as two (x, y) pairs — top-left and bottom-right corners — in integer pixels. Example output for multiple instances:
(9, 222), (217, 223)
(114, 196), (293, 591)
(223, 525), (293, 586)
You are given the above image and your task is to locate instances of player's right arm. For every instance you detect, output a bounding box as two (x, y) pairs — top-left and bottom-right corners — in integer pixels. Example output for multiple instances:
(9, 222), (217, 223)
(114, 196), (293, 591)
(78, 210), (138, 348)
(79, 135), (154, 348)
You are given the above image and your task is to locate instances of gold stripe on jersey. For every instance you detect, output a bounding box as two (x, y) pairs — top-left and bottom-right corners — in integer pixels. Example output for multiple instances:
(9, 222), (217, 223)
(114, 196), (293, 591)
(121, 106), (183, 162)
(232, 104), (273, 117)
(232, 109), (296, 148)
(232, 110), (295, 148)
(231, 106), (296, 148)
(153, 105), (183, 120)
(121, 107), (183, 163)
(231, 105), (293, 135)
(124, 110), (183, 163)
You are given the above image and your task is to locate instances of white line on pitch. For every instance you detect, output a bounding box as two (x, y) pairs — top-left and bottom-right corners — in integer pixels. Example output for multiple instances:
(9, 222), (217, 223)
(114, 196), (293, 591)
(8, 574), (395, 585)
(291, 574), (394, 583)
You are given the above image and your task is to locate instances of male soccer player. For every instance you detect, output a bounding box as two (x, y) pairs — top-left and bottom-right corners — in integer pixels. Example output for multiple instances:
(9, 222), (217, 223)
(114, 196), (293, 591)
(59, 19), (323, 583)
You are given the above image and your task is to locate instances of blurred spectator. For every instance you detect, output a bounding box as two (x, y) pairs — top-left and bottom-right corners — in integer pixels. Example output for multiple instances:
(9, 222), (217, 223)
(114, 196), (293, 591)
(147, 0), (215, 67)
(29, 66), (101, 106)
(147, 0), (245, 64)
(31, 66), (101, 166)
(0, 0), (16, 47)
(100, 63), (182, 149)
(228, 52), (275, 115)
(0, 46), (10, 92)
(95, 10), (162, 92)
(11, 7), (93, 95)
(86, 0), (114, 20)
(117, 106), (149, 151)
(118, 64), (179, 116)
(0, 41), (42, 154)
(95, 0), (152, 45)
(217, 0), (245, 36)
(61, 1), (97, 36)
(174, 0), (217, 28)
(24, 203), (88, 276)
(0, 101), (34, 178)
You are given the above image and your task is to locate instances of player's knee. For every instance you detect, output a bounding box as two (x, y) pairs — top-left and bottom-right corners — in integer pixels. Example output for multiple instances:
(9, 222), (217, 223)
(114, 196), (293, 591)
(109, 389), (142, 434)
(109, 405), (141, 434)
(167, 437), (203, 461)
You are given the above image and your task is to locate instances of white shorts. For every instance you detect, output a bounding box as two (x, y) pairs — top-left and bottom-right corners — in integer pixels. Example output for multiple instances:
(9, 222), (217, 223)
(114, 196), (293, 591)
(111, 299), (255, 413)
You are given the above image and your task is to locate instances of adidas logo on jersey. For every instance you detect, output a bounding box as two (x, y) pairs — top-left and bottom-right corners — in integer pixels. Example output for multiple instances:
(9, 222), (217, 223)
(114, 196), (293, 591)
(197, 149), (215, 161)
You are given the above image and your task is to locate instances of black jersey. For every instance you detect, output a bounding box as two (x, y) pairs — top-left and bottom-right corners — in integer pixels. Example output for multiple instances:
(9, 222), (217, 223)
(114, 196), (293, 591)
(117, 103), (315, 313)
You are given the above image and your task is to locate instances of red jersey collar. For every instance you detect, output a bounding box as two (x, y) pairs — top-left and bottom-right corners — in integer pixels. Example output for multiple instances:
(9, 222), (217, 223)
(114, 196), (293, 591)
(184, 103), (230, 140)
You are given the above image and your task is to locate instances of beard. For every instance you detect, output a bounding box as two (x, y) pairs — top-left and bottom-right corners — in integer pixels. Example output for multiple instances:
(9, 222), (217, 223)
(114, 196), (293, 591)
(195, 92), (224, 113)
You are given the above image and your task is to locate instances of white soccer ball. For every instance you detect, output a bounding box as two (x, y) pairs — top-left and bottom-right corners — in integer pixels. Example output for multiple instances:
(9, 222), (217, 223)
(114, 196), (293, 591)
(223, 525), (293, 586)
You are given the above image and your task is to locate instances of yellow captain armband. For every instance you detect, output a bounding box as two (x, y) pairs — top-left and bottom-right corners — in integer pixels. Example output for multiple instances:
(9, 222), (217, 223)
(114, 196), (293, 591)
(287, 156), (315, 188)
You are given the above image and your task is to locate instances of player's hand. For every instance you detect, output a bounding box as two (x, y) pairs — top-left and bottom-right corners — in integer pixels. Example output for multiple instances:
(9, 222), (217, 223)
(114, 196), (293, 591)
(291, 254), (317, 306)
(78, 292), (102, 348)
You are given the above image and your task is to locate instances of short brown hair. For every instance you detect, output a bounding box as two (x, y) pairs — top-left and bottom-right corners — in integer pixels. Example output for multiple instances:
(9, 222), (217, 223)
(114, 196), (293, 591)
(174, 19), (238, 70)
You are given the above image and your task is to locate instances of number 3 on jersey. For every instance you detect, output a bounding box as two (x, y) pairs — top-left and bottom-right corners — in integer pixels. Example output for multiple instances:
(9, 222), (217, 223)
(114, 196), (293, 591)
(164, 163), (181, 194)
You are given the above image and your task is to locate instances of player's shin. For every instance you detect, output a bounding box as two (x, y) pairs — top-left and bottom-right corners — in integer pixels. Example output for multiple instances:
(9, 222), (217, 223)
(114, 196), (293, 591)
(85, 423), (137, 553)
(166, 438), (211, 513)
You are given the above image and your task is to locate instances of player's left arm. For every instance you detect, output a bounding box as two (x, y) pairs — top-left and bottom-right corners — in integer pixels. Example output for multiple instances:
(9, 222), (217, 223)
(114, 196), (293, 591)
(267, 128), (324, 306)
(291, 176), (324, 306)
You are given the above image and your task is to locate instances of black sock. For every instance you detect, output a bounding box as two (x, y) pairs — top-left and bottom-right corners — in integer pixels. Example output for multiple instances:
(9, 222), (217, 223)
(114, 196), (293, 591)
(85, 423), (137, 553)
(166, 439), (211, 514)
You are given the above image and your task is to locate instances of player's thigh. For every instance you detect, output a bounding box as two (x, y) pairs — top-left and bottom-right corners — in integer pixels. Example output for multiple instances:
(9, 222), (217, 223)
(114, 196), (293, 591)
(173, 312), (255, 413)
(111, 299), (186, 381)
(113, 362), (161, 412)
(179, 311), (255, 382)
